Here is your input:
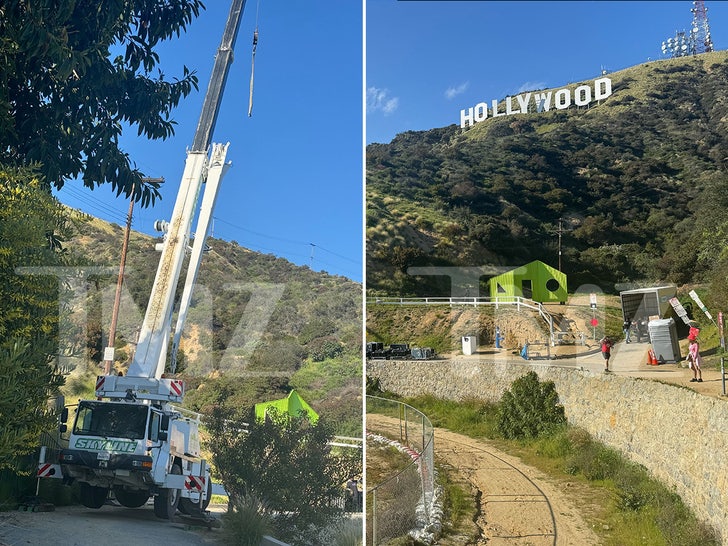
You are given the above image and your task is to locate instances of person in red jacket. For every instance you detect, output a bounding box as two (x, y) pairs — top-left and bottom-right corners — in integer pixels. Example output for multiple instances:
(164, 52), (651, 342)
(600, 336), (613, 372)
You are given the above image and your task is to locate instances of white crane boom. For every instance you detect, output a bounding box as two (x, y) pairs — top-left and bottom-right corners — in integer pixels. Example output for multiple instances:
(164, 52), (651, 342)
(127, 0), (247, 379)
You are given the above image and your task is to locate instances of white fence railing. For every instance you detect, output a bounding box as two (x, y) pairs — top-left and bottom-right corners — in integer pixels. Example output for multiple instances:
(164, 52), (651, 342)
(368, 296), (555, 343)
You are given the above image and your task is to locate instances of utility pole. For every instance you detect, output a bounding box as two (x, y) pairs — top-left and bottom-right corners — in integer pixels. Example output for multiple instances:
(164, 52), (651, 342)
(103, 178), (164, 375)
(557, 218), (563, 272)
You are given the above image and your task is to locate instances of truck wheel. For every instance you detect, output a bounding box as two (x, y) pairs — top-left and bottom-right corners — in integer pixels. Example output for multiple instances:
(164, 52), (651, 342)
(201, 477), (212, 510)
(114, 486), (149, 508)
(153, 463), (182, 519)
(79, 483), (108, 509)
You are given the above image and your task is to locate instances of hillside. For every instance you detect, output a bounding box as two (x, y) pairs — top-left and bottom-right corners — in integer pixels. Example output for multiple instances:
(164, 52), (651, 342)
(366, 50), (728, 304)
(61, 209), (362, 435)
(366, 295), (626, 356)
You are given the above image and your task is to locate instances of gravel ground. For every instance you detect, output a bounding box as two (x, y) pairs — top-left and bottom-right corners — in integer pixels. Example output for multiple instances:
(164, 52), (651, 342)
(0, 503), (226, 546)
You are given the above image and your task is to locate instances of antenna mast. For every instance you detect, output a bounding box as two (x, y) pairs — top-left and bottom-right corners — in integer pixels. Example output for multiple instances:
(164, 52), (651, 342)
(661, 0), (713, 57)
(691, 0), (714, 54)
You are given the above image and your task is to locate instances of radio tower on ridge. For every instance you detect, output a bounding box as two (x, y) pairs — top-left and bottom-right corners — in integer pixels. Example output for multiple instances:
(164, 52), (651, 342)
(691, 0), (714, 54)
(661, 0), (714, 58)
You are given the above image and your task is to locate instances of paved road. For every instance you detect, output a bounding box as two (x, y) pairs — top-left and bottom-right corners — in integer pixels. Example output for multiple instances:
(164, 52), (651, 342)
(450, 337), (725, 397)
(0, 503), (223, 546)
(538, 339), (725, 396)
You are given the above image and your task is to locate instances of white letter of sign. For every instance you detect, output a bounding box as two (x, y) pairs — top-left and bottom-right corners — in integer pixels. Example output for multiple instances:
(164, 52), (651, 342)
(516, 93), (531, 114)
(594, 77), (612, 100)
(491, 99), (505, 117)
(460, 107), (475, 128)
(474, 102), (488, 123)
(534, 91), (552, 112)
(574, 84), (591, 106)
(554, 88), (571, 110)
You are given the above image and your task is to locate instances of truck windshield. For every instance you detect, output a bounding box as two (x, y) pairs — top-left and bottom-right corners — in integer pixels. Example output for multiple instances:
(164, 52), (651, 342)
(73, 401), (149, 440)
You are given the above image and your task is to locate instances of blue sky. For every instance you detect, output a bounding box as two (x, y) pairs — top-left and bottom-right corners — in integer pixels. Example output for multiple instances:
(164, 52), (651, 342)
(56, 1), (363, 282)
(366, 0), (728, 145)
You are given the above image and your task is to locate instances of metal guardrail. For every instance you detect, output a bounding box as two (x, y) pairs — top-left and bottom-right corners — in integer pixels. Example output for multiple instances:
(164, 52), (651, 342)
(368, 296), (555, 343)
(330, 435), (364, 449)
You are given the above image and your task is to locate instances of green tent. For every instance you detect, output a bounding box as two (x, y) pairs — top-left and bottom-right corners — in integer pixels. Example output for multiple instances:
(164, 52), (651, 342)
(488, 260), (567, 303)
(254, 389), (319, 424)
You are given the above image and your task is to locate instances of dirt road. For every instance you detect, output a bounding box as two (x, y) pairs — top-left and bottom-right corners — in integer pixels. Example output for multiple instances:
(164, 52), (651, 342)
(367, 414), (600, 546)
(0, 503), (224, 546)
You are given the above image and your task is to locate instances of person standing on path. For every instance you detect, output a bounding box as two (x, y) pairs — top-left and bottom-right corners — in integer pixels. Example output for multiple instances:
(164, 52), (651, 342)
(623, 317), (632, 343)
(686, 338), (703, 382)
(600, 336), (613, 372)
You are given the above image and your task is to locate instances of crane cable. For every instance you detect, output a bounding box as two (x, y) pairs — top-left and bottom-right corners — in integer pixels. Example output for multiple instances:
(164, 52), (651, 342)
(248, 0), (261, 117)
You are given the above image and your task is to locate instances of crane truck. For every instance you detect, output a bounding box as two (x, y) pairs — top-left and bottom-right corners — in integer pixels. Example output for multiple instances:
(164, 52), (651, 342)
(46, 0), (248, 519)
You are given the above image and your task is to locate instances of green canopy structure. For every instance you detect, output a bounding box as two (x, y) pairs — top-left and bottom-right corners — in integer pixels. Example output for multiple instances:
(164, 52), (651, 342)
(254, 389), (319, 424)
(488, 260), (567, 303)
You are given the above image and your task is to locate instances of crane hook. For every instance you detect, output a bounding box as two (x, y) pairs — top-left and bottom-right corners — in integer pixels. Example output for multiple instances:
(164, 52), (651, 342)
(248, 28), (258, 118)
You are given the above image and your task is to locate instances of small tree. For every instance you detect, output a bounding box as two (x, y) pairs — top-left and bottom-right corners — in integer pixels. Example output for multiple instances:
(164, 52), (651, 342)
(497, 371), (566, 439)
(207, 406), (344, 543)
(0, 340), (64, 472)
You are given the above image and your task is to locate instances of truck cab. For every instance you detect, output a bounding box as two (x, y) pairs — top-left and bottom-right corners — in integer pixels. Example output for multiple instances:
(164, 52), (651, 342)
(59, 377), (211, 518)
(61, 400), (157, 508)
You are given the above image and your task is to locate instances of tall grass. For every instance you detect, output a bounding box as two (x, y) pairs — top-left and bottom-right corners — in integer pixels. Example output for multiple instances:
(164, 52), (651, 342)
(220, 494), (274, 546)
(319, 518), (363, 546)
(407, 394), (498, 438)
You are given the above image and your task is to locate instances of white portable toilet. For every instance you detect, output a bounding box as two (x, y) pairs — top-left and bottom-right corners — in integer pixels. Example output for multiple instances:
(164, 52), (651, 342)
(648, 318), (681, 363)
(462, 335), (478, 355)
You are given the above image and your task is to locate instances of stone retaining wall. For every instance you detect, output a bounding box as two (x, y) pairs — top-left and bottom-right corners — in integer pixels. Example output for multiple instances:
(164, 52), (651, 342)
(368, 359), (728, 543)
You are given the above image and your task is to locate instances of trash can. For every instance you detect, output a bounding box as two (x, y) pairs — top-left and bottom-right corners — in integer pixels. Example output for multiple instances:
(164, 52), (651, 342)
(648, 318), (681, 363)
(462, 336), (477, 356)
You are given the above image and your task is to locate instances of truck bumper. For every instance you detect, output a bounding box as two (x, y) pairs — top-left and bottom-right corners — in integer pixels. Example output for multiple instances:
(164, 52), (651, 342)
(59, 449), (153, 487)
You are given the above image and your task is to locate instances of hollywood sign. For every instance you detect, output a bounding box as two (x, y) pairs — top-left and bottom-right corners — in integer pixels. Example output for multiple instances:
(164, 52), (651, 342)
(460, 77), (613, 129)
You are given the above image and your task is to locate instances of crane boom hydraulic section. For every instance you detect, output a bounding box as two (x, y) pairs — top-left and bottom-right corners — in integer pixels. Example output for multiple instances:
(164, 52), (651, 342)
(128, 0), (247, 379)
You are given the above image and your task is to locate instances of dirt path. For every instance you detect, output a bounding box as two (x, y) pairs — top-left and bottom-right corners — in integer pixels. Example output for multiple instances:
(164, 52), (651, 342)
(367, 414), (600, 546)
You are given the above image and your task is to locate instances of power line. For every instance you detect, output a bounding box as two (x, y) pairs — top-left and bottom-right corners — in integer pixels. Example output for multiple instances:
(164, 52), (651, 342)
(57, 189), (361, 280)
(212, 216), (361, 279)
(212, 216), (360, 264)
(60, 186), (129, 225)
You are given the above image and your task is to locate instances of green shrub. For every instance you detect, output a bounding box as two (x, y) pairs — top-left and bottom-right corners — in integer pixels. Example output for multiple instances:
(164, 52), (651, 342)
(496, 371), (566, 439)
(565, 440), (620, 481)
(613, 462), (658, 511)
(366, 376), (384, 396)
(654, 492), (719, 545)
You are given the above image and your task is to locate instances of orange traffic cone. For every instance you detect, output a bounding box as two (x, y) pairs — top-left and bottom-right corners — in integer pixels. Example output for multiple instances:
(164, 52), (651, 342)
(647, 348), (657, 365)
